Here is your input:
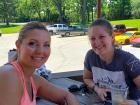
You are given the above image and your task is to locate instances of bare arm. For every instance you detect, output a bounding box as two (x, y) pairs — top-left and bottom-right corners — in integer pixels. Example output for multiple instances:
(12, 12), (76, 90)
(83, 68), (108, 101)
(133, 75), (140, 88)
(83, 68), (95, 88)
(37, 77), (80, 105)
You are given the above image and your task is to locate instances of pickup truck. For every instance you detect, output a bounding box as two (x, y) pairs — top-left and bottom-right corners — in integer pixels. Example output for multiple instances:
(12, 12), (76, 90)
(113, 24), (138, 35)
(46, 24), (69, 35)
(58, 25), (88, 37)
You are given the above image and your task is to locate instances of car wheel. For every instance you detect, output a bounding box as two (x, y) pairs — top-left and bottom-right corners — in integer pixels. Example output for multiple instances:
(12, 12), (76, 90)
(125, 39), (130, 45)
(84, 32), (86, 35)
(65, 32), (70, 36)
(61, 34), (65, 37)
(49, 31), (53, 35)
(132, 44), (136, 47)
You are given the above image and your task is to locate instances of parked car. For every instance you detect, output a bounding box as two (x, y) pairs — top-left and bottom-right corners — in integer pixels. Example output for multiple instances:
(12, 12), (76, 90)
(46, 24), (69, 35)
(115, 31), (140, 44)
(58, 25), (88, 37)
(114, 42), (122, 49)
(113, 24), (138, 35)
(130, 37), (140, 47)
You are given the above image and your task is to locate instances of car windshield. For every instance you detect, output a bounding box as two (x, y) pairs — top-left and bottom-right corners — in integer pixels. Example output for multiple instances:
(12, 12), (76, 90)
(124, 32), (133, 36)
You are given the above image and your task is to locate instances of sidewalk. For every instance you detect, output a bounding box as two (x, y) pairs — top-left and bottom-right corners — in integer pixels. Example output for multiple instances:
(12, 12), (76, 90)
(0, 33), (17, 65)
(0, 34), (140, 73)
(0, 34), (90, 73)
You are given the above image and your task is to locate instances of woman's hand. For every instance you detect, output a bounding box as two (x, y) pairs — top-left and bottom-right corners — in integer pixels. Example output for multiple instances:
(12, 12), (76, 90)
(118, 100), (137, 105)
(94, 86), (109, 101)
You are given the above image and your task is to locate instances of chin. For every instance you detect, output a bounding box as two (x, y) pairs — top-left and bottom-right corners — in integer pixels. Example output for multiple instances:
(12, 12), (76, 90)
(32, 63), (43, 68)
(95, 50), (105, 56)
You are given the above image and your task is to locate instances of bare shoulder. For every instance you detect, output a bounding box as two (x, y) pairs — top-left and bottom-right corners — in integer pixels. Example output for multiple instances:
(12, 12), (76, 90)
(0, 64), (17, 77)
(0, 63), (20, 85)
(0, 64), (22, 104)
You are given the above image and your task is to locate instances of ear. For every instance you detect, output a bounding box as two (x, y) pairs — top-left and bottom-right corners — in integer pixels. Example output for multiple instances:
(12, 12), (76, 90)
(15, 40), (20, 49)
(112, 34), (115, 40)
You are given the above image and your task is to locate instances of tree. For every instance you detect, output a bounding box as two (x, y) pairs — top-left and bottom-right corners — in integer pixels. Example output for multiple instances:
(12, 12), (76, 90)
(16, 0), (34, 22)
(131, 0), (140, 18)
(51, 0), (65, 23)
(107, 0), (131, 20)
(0, 0), (16, 25)
(81, 0), (86, 28)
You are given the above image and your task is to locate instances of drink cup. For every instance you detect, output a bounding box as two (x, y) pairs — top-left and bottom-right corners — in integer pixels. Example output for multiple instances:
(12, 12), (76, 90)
(111, 84), (128, 105)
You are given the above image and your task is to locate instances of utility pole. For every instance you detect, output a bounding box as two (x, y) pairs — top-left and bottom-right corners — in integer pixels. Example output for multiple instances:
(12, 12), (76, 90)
(97, 0), (101, 18)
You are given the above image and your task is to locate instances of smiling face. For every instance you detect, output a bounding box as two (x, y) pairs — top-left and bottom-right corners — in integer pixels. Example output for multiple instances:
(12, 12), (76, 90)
(88, 25), (114, 56)
(16, 29), (51, 69)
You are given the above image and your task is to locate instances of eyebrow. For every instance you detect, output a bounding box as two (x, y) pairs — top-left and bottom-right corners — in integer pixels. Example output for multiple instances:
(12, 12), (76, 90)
(28, 39), (50, 43)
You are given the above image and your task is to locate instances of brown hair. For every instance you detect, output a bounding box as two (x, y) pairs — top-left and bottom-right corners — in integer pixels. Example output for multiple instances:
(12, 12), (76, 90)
(18, 22), (49, 43)
(89, 18), (113, 36)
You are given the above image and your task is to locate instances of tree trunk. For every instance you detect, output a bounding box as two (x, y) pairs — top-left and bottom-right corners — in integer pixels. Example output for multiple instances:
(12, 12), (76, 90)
(97, 0), (101, 18)
(52, 0), (63, 23)
(82, 0), (86, 28)
(3, 1), (10, 26)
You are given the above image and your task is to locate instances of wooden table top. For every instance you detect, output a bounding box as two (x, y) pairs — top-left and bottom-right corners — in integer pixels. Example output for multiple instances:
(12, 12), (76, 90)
(37, 77), (104, 105)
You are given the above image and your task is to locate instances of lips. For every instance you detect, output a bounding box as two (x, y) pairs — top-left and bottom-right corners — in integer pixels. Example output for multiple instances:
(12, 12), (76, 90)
(95, 45), (104, 50)
(94, 44), (106, 54)
(31, 57), (44, 62)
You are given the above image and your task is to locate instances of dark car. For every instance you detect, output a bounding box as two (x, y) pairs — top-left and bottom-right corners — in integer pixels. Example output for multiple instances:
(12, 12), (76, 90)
(59, 25), (88, 37)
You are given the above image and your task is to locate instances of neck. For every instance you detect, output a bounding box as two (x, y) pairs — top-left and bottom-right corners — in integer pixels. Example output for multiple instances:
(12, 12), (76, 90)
(16, 61), (35, 78)
(99, 48), (115, 64)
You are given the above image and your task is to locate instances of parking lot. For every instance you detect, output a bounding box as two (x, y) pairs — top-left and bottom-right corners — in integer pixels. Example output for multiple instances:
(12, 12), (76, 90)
(0, 34), (140, 73)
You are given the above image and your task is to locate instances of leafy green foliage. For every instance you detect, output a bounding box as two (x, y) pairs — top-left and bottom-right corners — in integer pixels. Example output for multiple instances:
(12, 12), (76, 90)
(0, 0), (140, 25)
(131, 0), (140, 18)
(107, 0), (132, 20)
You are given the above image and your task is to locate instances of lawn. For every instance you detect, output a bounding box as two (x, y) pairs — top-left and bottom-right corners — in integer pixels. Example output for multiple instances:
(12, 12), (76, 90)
(0, 25), (22, 34)
(111, 19), (140, 31)
(0, 19), (140, 34)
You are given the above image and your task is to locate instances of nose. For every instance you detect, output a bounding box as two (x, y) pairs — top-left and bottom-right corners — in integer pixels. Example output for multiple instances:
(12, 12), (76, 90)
(91, 38), (101, 46)
(35, 46), (44, 54)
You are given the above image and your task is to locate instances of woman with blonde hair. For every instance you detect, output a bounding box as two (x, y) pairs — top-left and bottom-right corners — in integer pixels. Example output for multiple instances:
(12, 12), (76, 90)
(0, 22), (80, 105)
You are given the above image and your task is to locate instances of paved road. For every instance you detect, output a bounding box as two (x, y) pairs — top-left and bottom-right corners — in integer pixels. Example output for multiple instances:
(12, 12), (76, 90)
(0, 34), (140, 73)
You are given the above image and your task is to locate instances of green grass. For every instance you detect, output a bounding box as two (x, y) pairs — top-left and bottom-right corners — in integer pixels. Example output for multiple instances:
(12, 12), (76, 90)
(0, 25), (22, 34)
(0, 19), (140, 34)
(111, 19), (140, 31)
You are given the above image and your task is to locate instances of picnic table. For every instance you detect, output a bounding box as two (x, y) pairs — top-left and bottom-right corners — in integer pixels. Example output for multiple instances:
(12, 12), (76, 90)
(37, 71), (104, 105)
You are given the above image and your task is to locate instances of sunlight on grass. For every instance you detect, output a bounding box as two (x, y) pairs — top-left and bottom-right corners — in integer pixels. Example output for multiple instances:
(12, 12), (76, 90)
(111, 19), (140, 31)
(0, 25), (22, 34)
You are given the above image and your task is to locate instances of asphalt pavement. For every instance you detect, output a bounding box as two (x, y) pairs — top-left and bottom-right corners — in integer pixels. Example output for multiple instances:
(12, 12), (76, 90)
(0, 34), (140, 73)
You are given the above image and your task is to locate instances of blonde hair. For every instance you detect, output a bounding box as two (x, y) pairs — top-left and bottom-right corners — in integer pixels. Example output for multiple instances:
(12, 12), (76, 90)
(18, 22), (49, 43)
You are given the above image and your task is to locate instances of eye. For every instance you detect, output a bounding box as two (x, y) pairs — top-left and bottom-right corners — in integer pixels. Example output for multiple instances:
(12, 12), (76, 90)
(28, 41), (37, 47)
(90, 37), (95, 41)
(44, 43), (50, 48)
(99, 35), (105, 39)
